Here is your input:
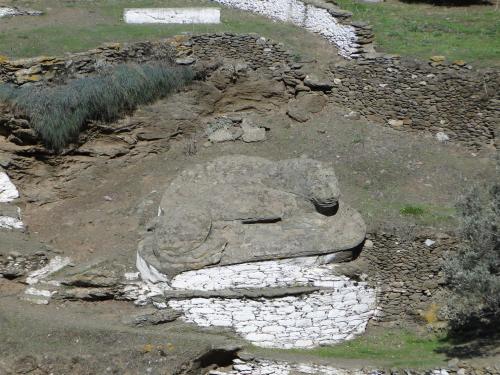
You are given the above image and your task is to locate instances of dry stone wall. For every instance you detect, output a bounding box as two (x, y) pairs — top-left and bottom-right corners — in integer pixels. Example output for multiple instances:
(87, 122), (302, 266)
(328, 58), (499, 148)
(0, 41), (177, 85)
(190, 33), (292, 70)
(361, 232), (456, 325)
(169, 288), (375, 349)
(0, 33), (496, 149)
(138, 253), (377, 349)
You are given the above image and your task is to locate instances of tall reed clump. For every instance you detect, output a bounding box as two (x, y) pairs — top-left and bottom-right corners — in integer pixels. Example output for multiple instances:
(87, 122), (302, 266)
(0, 63), (194, 151)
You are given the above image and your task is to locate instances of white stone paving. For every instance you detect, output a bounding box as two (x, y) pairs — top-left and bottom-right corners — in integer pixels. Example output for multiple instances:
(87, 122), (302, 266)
(169, 286), (375, 348)
(211, 0), (358, 57)
(210, 358), (368, 375)
(172, 256), (354, 291)
(152, 254), (377, 349)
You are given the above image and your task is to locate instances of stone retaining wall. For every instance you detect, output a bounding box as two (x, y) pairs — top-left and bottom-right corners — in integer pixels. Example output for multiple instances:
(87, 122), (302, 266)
(362, 232), (456, 325)
(128, 229), (457, 347)
(189, 33), (292, 70)
(0, 33), (497, 148)
(328, 58), (499, 148)
(0, 34), (292, 85)
(136, 253), (377, 349)
(0, 41), (177, 85)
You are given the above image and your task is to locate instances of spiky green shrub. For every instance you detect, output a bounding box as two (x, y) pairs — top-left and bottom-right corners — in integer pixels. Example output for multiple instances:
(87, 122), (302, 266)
(0, 63), (193, 151)
(443, 183), (499, 330)
(0, 84), (17, 102)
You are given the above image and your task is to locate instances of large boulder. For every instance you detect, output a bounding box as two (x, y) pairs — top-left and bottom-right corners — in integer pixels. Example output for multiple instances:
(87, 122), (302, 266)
(138, 156), (366, 279)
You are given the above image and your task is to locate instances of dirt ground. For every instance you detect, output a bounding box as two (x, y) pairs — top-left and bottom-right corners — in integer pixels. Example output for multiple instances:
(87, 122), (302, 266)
(0, 11), (498, 373)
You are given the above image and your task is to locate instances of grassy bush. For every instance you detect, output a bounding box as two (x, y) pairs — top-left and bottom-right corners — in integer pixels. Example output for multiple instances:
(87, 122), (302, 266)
(443, 183), (499, 331)
(0, 63), (194, 151)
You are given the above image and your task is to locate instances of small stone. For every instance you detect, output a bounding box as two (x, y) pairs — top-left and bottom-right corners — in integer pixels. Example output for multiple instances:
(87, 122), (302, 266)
(242, 127), (266, 143)
(436, 132), (449, 143)
(344, 111), (360, 120)
(388, 119), (404, 127)
(425, 239), (436, 247)
(303, 74), (333, 91)
(208, 128), (236, 143)
(430, 55), (446, 63)
(175, 57), (195, 65)
(364, 239), (374, 248)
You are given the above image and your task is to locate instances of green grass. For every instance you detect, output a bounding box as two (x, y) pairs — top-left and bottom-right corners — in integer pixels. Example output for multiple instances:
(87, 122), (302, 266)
(0, 0), (318, 60)
(251, 329), (450, 368)
(400, 204), (426, 216)
(1, 0), (496, 66)
(334, 0), (499, 66)
(0, 63), (193, 150)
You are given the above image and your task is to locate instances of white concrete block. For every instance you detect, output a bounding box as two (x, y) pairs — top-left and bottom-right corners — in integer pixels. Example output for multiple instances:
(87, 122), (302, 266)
(124, 8), (221, 24)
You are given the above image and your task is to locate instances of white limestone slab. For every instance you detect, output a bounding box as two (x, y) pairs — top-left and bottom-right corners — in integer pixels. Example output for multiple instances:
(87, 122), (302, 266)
(0, 216), (24, 230)
(124, 8), (221, 24)
(0, 172), (19, 202)
(25, 256), (71, 285)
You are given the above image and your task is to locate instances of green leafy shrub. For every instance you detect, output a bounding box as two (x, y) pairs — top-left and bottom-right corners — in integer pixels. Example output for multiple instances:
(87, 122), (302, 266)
(443, 183), (499, 330)
(400, 205), (425, 216)
(0, 63), (194, 151)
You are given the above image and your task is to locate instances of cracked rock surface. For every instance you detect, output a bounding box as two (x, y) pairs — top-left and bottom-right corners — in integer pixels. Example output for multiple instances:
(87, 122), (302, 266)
(138, 155), (366, 279)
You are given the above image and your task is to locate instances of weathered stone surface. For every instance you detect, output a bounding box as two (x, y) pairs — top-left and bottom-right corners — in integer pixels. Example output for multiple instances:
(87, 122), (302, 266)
(241, 126), (266, 143)
(287, 93), (327, 122)
(123, 307), (181, 327)
(138, 156), (366, 278)
(303, 74), (334, 91)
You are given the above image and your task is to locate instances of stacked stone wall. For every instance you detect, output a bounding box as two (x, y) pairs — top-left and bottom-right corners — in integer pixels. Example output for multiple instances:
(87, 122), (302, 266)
(137, 251), (377, 349)
(190, 33), (292, 69)
(328, 59), (499, 148)
(363, 232), (457, 325)
(0, 33), (497, 149)
(0, 41), (177, 85)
